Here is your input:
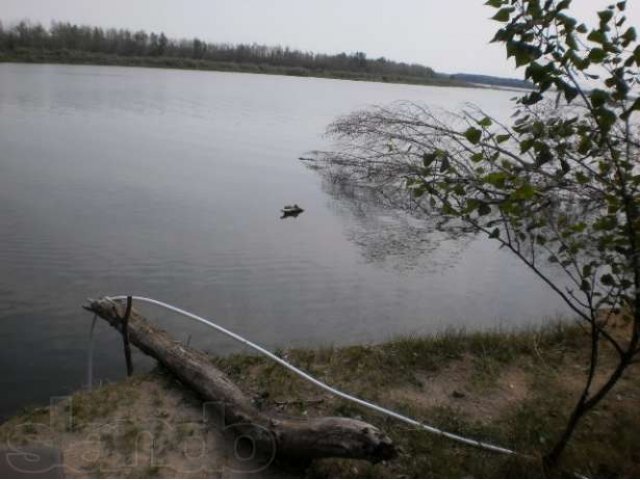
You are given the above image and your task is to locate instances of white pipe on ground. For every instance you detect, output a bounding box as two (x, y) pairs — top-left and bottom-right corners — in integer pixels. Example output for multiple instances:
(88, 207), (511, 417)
(90, 294), (517, 456)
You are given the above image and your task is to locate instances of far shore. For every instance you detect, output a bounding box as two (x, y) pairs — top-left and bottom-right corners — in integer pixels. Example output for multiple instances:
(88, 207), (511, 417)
(0, 48), (478, 89)
(1, 323), (638, 478)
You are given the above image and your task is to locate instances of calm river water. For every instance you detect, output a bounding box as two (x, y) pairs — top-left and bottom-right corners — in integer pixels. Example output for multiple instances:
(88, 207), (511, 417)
(0, 64), (569, 418)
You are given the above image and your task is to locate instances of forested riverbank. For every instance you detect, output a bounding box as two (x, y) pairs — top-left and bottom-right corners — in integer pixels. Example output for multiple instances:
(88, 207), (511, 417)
(0, 20), (532, 88)
(0, 47), (468, 86)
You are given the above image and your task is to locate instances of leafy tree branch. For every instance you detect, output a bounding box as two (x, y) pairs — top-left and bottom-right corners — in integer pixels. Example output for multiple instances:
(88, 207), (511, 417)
(308, 0), (640, 469)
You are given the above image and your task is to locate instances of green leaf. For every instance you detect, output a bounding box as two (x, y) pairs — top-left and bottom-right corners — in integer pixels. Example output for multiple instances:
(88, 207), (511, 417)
(484, 0), (503, 7)
(491, 28), (509, 43)
(409, 184), (426, 198)
(624, 27), (637, 40)
(508, 42), (542, 67)
(525, 61), (549, 82)
(484, 172), (507, 187)
(588, 48), (606, 63)
(442, 203), (457, 215)
(571, 222), (587, 233)
(598, 9), (614, 25)
(587, 30), (607, 44)
(464, 127), (482, 145)
(520, 138), (535, 153)
(566, 33), (578, 51)
(512, 184), (536, 200)
(577, 136), (591, 155)
(601, 273), (615, 286)
(521, 91), (543, 105)
(496, 134), (511, 144)
(423, 152), (437, 166)
(590, 89), (610, 108)
(439, 155), (451, 172)
(598, 108), (617, 132)
(492, 7), (513, 22)
(622, 27), (637, 46)
(563, 85), (579, 103)
(478, 203), (492, 216)
(489, 228), (500, 239)
(621, 98), (640, 120)
(575, 171), (589, 184)
(470, 152), (484, 163)
(466, 198), (480, 213)
(594, 215), (617, 231)
(478, 117), (493, 127)
(634, 45), (640, 65)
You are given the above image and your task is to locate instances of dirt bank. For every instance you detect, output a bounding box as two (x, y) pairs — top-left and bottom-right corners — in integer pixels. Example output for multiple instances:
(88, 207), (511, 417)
(1, 324), (638, 478)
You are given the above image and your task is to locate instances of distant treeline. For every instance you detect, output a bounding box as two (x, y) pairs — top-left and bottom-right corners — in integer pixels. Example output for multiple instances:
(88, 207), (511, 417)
(450, 73), (533, 90)
(0, 20), (463, 85)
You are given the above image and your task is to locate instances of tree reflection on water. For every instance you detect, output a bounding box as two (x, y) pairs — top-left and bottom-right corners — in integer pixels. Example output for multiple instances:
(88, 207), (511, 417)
(317, 174), (473, 272)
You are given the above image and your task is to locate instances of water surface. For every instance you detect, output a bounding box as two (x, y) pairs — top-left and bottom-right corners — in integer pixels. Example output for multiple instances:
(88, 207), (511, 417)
(0, 64), (569, 418)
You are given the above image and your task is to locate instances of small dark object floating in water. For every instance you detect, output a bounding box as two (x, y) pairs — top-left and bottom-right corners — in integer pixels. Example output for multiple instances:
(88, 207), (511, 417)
(281, 204), (304, 218)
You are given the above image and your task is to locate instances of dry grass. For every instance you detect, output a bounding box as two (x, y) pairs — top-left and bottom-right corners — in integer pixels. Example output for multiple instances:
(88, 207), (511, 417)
(1, 323), (639, 478)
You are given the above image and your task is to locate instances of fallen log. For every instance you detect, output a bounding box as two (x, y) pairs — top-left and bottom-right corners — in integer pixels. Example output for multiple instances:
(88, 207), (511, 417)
(84, 297), (395, 464)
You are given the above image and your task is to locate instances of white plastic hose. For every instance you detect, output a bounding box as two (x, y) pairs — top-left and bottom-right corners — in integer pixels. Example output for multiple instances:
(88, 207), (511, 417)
(94, 294), (516, 456)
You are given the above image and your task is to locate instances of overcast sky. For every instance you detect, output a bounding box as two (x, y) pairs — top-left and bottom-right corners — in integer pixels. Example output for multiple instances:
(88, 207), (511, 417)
(3, 0), (639, 78)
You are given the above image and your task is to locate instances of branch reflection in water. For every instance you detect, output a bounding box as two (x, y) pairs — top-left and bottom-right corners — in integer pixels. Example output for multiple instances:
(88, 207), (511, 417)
(308, 162), (473, 272)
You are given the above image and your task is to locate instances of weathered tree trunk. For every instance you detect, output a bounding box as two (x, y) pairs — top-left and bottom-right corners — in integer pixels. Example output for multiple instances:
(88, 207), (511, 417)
(84, 297), (395, 464)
